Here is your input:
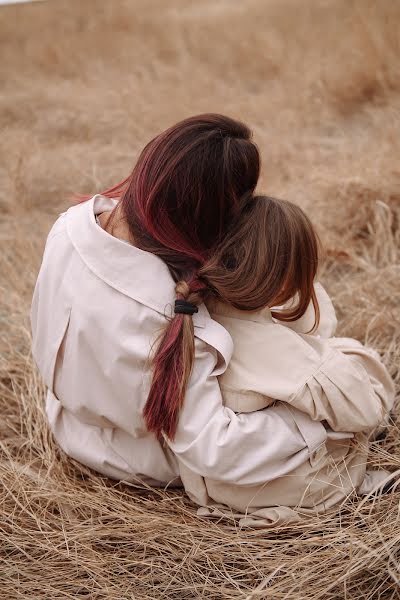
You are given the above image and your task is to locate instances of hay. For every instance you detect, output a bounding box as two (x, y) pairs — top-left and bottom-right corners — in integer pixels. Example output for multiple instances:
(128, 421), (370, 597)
(0, 0), (399, 597)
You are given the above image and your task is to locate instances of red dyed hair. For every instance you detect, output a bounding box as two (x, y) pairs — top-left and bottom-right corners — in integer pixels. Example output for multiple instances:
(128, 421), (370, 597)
(75, 114), (260, 441)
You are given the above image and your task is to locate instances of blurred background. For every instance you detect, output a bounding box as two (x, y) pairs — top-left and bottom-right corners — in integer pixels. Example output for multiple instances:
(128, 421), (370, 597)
(0, 1), (399, 597)
(2, 0), (399, 339)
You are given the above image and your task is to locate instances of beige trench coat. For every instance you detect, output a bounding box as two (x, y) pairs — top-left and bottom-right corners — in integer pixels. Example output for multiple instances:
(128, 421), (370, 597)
(30, 195), (395, 528)
(180, 288), (395, 526)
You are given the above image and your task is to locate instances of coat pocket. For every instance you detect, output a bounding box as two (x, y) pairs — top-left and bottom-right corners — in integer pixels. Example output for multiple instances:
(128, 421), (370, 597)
(32, 304), (72, 397)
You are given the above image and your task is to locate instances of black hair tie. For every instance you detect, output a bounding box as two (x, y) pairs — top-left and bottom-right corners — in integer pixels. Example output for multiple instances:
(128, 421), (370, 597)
(174, 299), (198, 316)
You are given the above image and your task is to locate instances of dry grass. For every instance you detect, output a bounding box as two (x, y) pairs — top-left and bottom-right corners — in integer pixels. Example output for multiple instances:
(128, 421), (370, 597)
(0, 0), (399, 597)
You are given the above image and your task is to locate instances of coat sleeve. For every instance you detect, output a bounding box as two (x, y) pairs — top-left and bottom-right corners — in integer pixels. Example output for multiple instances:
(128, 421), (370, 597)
(293, 335), (395, 432)
(207, 316), (395, 437)
(162, 339), (327, 487)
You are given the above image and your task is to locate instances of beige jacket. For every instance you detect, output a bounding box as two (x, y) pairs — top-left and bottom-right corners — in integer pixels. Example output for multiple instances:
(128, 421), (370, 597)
(30, 195), (395, 527)
(179, 288), (395, 526)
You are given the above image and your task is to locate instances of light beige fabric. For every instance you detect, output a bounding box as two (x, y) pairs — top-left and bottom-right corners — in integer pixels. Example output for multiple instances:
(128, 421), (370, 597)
(179, 291), (396, 526)
(30, 194), (395, 528)
(205, 286), (394, 433)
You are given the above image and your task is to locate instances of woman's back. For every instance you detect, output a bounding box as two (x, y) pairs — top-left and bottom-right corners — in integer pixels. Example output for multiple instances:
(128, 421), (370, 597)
(31, 197), (182, 484)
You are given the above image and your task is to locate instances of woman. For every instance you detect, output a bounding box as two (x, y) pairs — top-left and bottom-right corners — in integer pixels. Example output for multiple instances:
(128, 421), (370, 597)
(30, 114), (395, 528)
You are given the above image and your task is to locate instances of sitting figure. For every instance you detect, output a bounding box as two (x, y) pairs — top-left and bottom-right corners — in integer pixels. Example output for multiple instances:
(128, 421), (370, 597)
(177, 195), (395, 525)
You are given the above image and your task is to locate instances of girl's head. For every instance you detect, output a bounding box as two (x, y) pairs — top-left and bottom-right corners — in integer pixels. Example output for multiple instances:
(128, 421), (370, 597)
(200, 195), (321, 320)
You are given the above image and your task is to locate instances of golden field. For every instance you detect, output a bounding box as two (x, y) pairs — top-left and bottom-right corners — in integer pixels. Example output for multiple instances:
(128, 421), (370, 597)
(0, 0), (399, 597)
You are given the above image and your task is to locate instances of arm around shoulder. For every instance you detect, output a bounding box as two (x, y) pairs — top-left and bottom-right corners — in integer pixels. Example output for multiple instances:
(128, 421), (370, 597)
(224, 317), (395, 435)
(163, 338), (324, 487)
(289, 334), (395, 433)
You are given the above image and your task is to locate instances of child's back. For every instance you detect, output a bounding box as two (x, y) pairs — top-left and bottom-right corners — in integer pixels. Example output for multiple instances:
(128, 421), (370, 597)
(205, 282), (338, 413)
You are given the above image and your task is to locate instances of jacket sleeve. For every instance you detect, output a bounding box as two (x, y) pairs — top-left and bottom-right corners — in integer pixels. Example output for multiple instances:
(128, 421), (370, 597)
(292, 335), (395, 432)
(269, 329), (395, 433)
(162, 339), (327, 487)
(209, 316), (394, 437)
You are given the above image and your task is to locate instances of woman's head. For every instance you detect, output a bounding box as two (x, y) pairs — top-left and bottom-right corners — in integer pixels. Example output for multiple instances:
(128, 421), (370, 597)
(127, 113), (260, 270)
(78, 113), (260, 277)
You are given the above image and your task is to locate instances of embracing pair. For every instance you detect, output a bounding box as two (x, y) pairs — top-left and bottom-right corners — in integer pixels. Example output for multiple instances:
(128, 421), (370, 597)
(31, 114), (395, 528)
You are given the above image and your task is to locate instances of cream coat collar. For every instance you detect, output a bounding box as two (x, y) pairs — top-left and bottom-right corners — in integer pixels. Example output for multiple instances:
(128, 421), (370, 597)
(66, 194), (210, 328)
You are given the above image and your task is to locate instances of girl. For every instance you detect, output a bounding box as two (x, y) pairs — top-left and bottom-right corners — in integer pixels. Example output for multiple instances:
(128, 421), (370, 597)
(176, 195), (396, 525)
(30, 114), (395, 528)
